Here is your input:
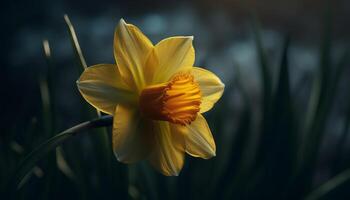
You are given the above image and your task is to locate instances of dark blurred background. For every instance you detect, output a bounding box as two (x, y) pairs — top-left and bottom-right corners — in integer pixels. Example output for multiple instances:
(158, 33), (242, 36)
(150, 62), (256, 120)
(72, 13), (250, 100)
(1, 0), (350, 130)
(1, 0), (350, 199)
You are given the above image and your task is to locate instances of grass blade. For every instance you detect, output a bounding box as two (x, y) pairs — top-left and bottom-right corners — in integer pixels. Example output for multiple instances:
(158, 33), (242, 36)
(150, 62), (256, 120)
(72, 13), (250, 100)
(251, 12), (272, 109)
(64, 14), (87, 70)
(332, 102), (350, 174)
(7, 115), (113, 195)
(305, 168), (350, 200)
(40, 39), (58, 199)
(64, 14), (115, 195)
(300, 0), (332, 167)
(293, 1), (335, 198)
(220, 63), (254, 199)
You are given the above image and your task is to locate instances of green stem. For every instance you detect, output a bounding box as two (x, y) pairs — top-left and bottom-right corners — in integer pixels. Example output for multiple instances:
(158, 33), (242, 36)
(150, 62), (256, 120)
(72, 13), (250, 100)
(8, 115), (113, 194)
(64, 14), (113, 189)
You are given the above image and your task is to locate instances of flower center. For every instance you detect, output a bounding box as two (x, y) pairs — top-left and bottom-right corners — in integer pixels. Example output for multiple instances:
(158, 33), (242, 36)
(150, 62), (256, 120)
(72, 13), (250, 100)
(139, 73), (202, 125)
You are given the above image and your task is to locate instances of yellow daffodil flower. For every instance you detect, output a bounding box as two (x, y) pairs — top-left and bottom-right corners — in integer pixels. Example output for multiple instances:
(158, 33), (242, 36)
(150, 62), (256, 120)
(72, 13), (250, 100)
(77, 19), (224, 176)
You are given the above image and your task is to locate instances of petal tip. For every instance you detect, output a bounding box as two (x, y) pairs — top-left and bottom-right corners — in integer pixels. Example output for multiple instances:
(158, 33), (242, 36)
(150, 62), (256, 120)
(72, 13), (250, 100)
(184, 36), (194, 43)
(113, 151), (129, 164)
(221, 81), (225, 88)
(168, 170), (180, 176)
(156, 168), (181, 176)
(205, 149), (216, 159)
(119, 18), (126, 24)
(118, 18), (127, 30)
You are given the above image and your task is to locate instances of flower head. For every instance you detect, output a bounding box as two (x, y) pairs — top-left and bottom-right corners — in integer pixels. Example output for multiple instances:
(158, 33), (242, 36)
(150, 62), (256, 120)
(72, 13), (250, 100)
(77, 19), (225, 176)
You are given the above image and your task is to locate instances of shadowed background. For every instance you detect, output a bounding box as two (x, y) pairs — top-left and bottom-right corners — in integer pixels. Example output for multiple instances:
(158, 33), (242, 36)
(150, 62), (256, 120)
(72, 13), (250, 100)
(1, 0), (350, 199)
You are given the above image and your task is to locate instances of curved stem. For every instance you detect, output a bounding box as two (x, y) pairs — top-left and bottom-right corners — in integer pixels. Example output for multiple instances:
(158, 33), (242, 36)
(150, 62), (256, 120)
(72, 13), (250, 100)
(8, 115), (113, 193)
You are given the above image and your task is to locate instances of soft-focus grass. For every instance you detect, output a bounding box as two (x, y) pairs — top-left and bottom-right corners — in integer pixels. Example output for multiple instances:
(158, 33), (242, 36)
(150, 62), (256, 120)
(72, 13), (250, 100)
(2, 2), (350, 200)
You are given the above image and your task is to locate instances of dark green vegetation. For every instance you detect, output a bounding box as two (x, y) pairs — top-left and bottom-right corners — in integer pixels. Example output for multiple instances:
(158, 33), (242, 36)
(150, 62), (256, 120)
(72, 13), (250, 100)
(1, 4), (350, 200)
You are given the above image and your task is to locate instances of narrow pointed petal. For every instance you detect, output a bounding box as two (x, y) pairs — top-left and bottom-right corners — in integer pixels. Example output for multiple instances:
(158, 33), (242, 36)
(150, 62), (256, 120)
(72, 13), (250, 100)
(147, 36), (195, 84)
(148, 121), (185, 176)
(114, 19), (153, 91)
(112, 104), (154, 163)
(184, 114), (216, 159)
(77, 64), (136, 115)
(192, 67), (225, 113)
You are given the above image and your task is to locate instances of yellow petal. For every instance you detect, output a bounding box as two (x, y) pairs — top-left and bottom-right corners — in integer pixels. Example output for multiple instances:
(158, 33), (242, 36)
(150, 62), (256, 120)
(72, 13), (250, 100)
(192, 67), (225, 113)
(112, 104), (154, 163)
(146, 36), (195, 84)
(77, 64), (136, 115)
(184, 114), (216, 159)
(114, 19), (153, 91)
(148, 121), (185, 176)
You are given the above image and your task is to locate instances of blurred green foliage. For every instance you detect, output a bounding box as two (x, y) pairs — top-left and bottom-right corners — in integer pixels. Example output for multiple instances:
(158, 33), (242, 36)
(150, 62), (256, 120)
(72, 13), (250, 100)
(1, 2), (350, 200)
